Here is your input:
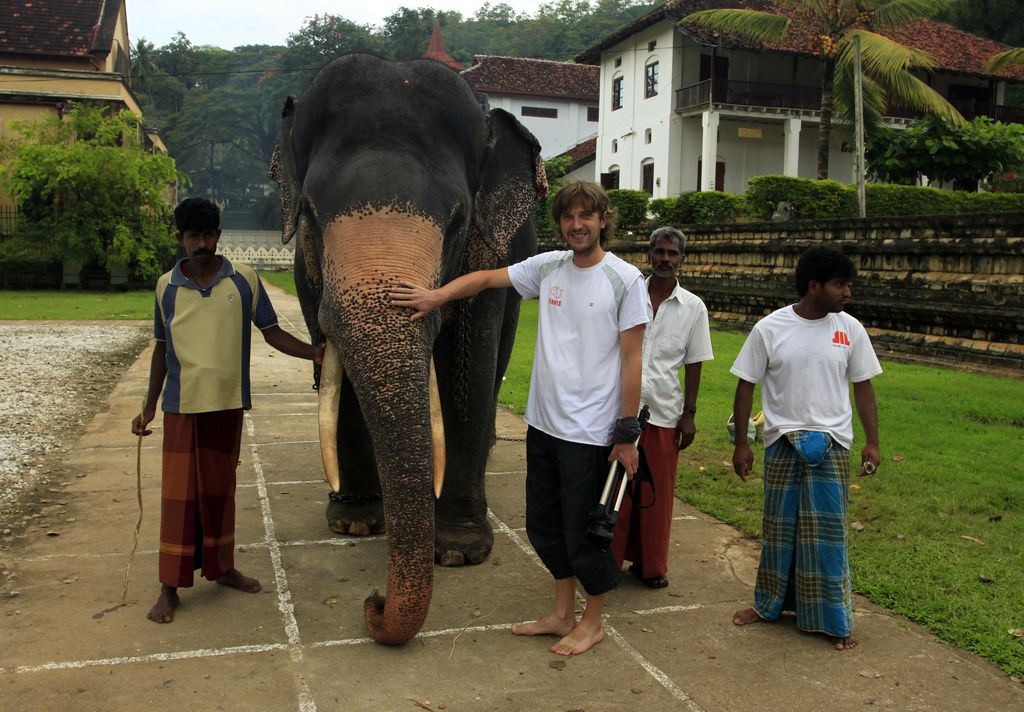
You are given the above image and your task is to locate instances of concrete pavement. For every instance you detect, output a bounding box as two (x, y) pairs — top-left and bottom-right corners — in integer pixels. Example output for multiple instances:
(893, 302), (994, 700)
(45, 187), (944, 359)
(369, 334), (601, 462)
(2, 283), (1021, 711)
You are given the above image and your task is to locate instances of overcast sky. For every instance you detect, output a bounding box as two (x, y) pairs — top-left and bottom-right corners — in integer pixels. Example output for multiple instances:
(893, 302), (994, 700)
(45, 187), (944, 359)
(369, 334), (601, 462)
(125, 1), (552, 49)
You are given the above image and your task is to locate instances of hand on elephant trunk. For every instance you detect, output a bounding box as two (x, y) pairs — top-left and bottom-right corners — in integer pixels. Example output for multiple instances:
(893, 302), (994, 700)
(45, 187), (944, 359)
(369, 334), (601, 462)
(389, 269), (513, 322)
(389, 281), (444, 321)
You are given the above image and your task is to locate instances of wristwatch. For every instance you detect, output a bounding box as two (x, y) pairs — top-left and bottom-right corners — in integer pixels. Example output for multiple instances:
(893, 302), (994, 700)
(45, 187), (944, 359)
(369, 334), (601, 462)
(682, 404), (697, 415)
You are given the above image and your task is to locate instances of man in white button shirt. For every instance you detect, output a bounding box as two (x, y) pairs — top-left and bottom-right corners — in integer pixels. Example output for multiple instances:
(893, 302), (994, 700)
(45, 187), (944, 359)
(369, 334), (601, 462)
(612, 227), (714, 589)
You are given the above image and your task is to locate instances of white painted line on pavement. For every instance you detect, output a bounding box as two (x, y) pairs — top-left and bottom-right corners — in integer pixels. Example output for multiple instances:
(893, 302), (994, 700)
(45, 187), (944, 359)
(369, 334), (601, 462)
(604, 626), (705, 712)
(487, 508), (702, 709)
(244, 440), (319, 447)
(674, 515), (699, 521)
(485, 470), (527, 476)
(279, 535), (385, 547)
(249, 413), (314, 417)
(246, 414), (317, 712)
(2, 642), (289, 674)
(238, 478), (323, 488)
(635, 603), (704, 615)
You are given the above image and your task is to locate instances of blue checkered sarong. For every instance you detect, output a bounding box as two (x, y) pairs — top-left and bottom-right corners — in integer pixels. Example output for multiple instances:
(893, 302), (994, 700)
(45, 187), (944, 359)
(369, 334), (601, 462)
(753, 431), (854, 637)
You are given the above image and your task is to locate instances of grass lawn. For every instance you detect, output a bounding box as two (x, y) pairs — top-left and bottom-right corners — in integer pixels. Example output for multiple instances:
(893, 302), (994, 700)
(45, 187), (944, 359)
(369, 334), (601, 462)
(258, 270), (297, 296)
(500, 299), (1024, 678)
(0, 290), (154, 320)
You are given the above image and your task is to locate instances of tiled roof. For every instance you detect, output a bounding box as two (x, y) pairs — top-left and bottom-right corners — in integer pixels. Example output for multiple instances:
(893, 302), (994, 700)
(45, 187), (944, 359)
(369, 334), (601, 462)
(0, 0), (119, 59)
(575, 0), (1024, 81)
(554, 136), (597, 171)
(423, 20), (463, 72)
(462, 56), (599, 101)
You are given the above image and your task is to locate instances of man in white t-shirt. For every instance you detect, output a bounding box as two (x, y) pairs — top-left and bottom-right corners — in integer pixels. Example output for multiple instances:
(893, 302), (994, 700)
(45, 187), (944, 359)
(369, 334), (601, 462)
(612, 226), (713, 589)
(730, 245), (881, 651)
(389, 181), (648, 656)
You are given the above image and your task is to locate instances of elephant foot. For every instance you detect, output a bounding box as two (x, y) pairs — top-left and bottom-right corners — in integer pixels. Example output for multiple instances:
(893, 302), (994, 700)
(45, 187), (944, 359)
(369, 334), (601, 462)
(434, 516), (494, 567)
(326, 492), (386, 536)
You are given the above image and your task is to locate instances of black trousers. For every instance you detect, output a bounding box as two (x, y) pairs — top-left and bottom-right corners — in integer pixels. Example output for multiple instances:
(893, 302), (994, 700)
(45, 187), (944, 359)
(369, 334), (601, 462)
(525, 426), (619, 596)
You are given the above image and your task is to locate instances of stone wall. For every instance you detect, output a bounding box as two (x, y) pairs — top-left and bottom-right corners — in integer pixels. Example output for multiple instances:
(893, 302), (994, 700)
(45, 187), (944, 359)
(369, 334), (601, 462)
(542, 213), (1024, 371)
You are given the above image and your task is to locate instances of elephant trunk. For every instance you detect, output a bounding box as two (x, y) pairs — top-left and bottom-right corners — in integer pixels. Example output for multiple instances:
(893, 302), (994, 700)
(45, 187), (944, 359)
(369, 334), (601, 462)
(319, 208), (444, 645)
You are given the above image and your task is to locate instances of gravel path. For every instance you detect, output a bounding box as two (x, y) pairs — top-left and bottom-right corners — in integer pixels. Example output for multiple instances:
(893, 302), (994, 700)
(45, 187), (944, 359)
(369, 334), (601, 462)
(0, 323), (150, 522)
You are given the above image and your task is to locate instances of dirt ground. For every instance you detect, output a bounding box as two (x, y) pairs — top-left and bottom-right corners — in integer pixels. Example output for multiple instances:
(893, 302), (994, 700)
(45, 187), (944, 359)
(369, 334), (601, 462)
(1, 290), (1022, 711)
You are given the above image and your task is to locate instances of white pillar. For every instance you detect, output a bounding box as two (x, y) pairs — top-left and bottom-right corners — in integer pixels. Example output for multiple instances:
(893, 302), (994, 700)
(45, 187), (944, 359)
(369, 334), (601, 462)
(700, 111), (720, 192)
(783, 117), (801, 177)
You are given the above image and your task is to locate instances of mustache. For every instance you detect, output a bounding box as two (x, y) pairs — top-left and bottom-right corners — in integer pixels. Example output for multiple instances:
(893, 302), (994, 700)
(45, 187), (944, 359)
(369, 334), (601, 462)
(193, 249), (214, 256)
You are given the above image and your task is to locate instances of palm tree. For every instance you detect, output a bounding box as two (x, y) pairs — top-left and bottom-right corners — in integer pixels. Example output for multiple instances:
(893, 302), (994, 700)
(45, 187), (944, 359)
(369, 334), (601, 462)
(987, 47), (1024, 74)
(131, 39), (158, 103)
(683, 0), (964, 179)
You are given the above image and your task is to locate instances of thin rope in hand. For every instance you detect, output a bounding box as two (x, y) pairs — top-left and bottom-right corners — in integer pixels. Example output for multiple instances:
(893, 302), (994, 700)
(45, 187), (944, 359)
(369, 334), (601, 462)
(121, 395), (146, 603)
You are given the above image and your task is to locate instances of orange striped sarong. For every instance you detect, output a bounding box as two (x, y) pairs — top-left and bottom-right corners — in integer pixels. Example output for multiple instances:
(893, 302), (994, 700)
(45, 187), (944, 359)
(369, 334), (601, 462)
(159, 409), (243, 588)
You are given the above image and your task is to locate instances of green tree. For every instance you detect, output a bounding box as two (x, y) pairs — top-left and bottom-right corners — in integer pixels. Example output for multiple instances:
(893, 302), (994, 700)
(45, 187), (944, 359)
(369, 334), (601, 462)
(0, 104), (180, 279)
(684, 0), (964, 180)
(866, 114), (1024, 189)
(941, 0), (1024, 46)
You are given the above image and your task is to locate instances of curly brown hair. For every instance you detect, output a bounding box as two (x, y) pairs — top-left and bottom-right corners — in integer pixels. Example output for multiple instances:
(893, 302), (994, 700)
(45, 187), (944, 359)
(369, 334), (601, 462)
(550, 181), (617, 247)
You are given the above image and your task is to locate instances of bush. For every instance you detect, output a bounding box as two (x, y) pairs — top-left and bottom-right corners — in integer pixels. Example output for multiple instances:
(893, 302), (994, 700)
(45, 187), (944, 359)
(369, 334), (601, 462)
(607, 189), (650, 228)
(863, 184), (962, 217)
(745, 175), (855, 220)
(648, 197), (679, 226)
(679, 191), (746, 224)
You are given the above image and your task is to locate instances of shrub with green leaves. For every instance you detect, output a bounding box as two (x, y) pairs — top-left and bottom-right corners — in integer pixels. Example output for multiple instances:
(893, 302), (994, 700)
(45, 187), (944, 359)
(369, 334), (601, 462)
(0, 103), (180, 280)
(745, 175), (855, 220)
(648, 197), (679, 226)
(680, 191), (746, 224)
(607, 188), (650, 228)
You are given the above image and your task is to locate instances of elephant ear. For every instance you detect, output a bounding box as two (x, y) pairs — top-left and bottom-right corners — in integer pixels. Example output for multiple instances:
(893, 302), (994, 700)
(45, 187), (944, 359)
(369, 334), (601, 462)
(269, 95), (301, 245)
(467, 108), (547, 272)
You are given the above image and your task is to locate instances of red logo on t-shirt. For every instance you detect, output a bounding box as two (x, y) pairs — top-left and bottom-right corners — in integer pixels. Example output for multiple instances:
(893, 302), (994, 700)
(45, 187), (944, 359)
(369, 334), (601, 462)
(548, 285), (563, 307)
(832, 330), (850, 347)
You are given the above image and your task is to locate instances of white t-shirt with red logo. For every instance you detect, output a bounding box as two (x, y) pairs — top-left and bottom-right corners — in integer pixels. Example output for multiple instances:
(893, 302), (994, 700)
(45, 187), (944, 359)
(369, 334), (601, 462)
(508, 250), (649, 446)
(730, 305), (882, 449)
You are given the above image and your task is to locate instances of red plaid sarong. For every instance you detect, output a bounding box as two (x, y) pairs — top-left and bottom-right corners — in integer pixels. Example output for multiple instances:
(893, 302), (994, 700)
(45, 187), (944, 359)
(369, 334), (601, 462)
(159, 409), (243, 588)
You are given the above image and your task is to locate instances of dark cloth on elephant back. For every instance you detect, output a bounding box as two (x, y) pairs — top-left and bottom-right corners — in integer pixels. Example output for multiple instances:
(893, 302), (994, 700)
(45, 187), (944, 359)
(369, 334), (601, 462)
(159, 410), (243, 588)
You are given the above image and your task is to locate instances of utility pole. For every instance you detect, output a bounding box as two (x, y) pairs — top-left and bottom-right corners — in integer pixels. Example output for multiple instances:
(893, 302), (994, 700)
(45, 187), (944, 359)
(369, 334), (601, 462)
(854, 33), (867, 218)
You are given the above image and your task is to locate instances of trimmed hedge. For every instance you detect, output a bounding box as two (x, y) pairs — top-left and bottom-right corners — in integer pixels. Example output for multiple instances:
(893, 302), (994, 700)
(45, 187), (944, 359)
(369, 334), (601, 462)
(681, 191), (746, 224)
(745, 176), (855, 220)
(607, 189), (651, 227)
(539, 176), (1024, 240)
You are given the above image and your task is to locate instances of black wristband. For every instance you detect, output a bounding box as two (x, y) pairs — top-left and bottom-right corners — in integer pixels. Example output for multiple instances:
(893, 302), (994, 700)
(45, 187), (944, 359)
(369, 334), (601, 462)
(612, 416), (642, 444)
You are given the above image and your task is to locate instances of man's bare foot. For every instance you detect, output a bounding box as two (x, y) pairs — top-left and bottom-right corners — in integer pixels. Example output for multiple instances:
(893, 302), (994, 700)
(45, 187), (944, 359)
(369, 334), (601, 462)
(147, 585), (179, 624)
(831, 634), (858, 650)
(550, 619), (604, 656)
(216, 568), (261, 593)
(511, 612), (575, 638)
(733, 607), (765, 625)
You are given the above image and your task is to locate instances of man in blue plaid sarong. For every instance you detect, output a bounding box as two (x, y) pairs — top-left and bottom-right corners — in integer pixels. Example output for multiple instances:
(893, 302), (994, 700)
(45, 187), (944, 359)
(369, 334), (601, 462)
(729, 246), (881, 650)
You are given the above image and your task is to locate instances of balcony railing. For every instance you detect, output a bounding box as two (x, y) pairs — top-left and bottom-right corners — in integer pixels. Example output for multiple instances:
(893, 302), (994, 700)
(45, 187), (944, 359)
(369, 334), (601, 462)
(677, 79), (1024, 124)
(677, 79), (821, 112)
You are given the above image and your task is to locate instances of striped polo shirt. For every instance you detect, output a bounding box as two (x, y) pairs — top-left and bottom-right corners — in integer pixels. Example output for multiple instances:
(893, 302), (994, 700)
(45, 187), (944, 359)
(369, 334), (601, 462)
(154, 257), (278, 413)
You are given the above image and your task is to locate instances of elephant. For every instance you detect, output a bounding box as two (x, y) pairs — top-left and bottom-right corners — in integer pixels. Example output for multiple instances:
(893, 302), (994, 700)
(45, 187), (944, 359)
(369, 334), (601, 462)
(269, 53), (546, 645)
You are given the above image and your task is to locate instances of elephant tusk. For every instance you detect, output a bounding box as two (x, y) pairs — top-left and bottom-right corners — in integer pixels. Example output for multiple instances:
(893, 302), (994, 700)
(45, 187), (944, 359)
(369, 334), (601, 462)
(429, 358), (445, 499)
(318, 341), (343, 493)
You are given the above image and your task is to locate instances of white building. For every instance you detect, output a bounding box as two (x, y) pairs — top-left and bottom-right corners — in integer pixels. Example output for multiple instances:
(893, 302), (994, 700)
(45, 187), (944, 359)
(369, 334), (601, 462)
(461, 55), (600, 161)
(575, 0), (1024, 197)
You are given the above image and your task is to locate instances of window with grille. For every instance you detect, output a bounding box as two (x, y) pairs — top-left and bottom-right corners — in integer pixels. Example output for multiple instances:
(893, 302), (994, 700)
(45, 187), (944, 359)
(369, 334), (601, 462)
(612, 77), (624, 111)
(645, 62), (659, 98)
(521, 106), (558, 119)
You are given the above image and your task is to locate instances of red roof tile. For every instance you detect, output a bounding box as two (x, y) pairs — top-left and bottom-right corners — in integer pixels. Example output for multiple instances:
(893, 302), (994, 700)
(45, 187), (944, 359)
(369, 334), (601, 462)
(554, 136), (597, 171)
(576, 0), (1024, 82)
(423, 20), (463, 72)
(462, 55), (599, 101)
(0, 0), (117, 59)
